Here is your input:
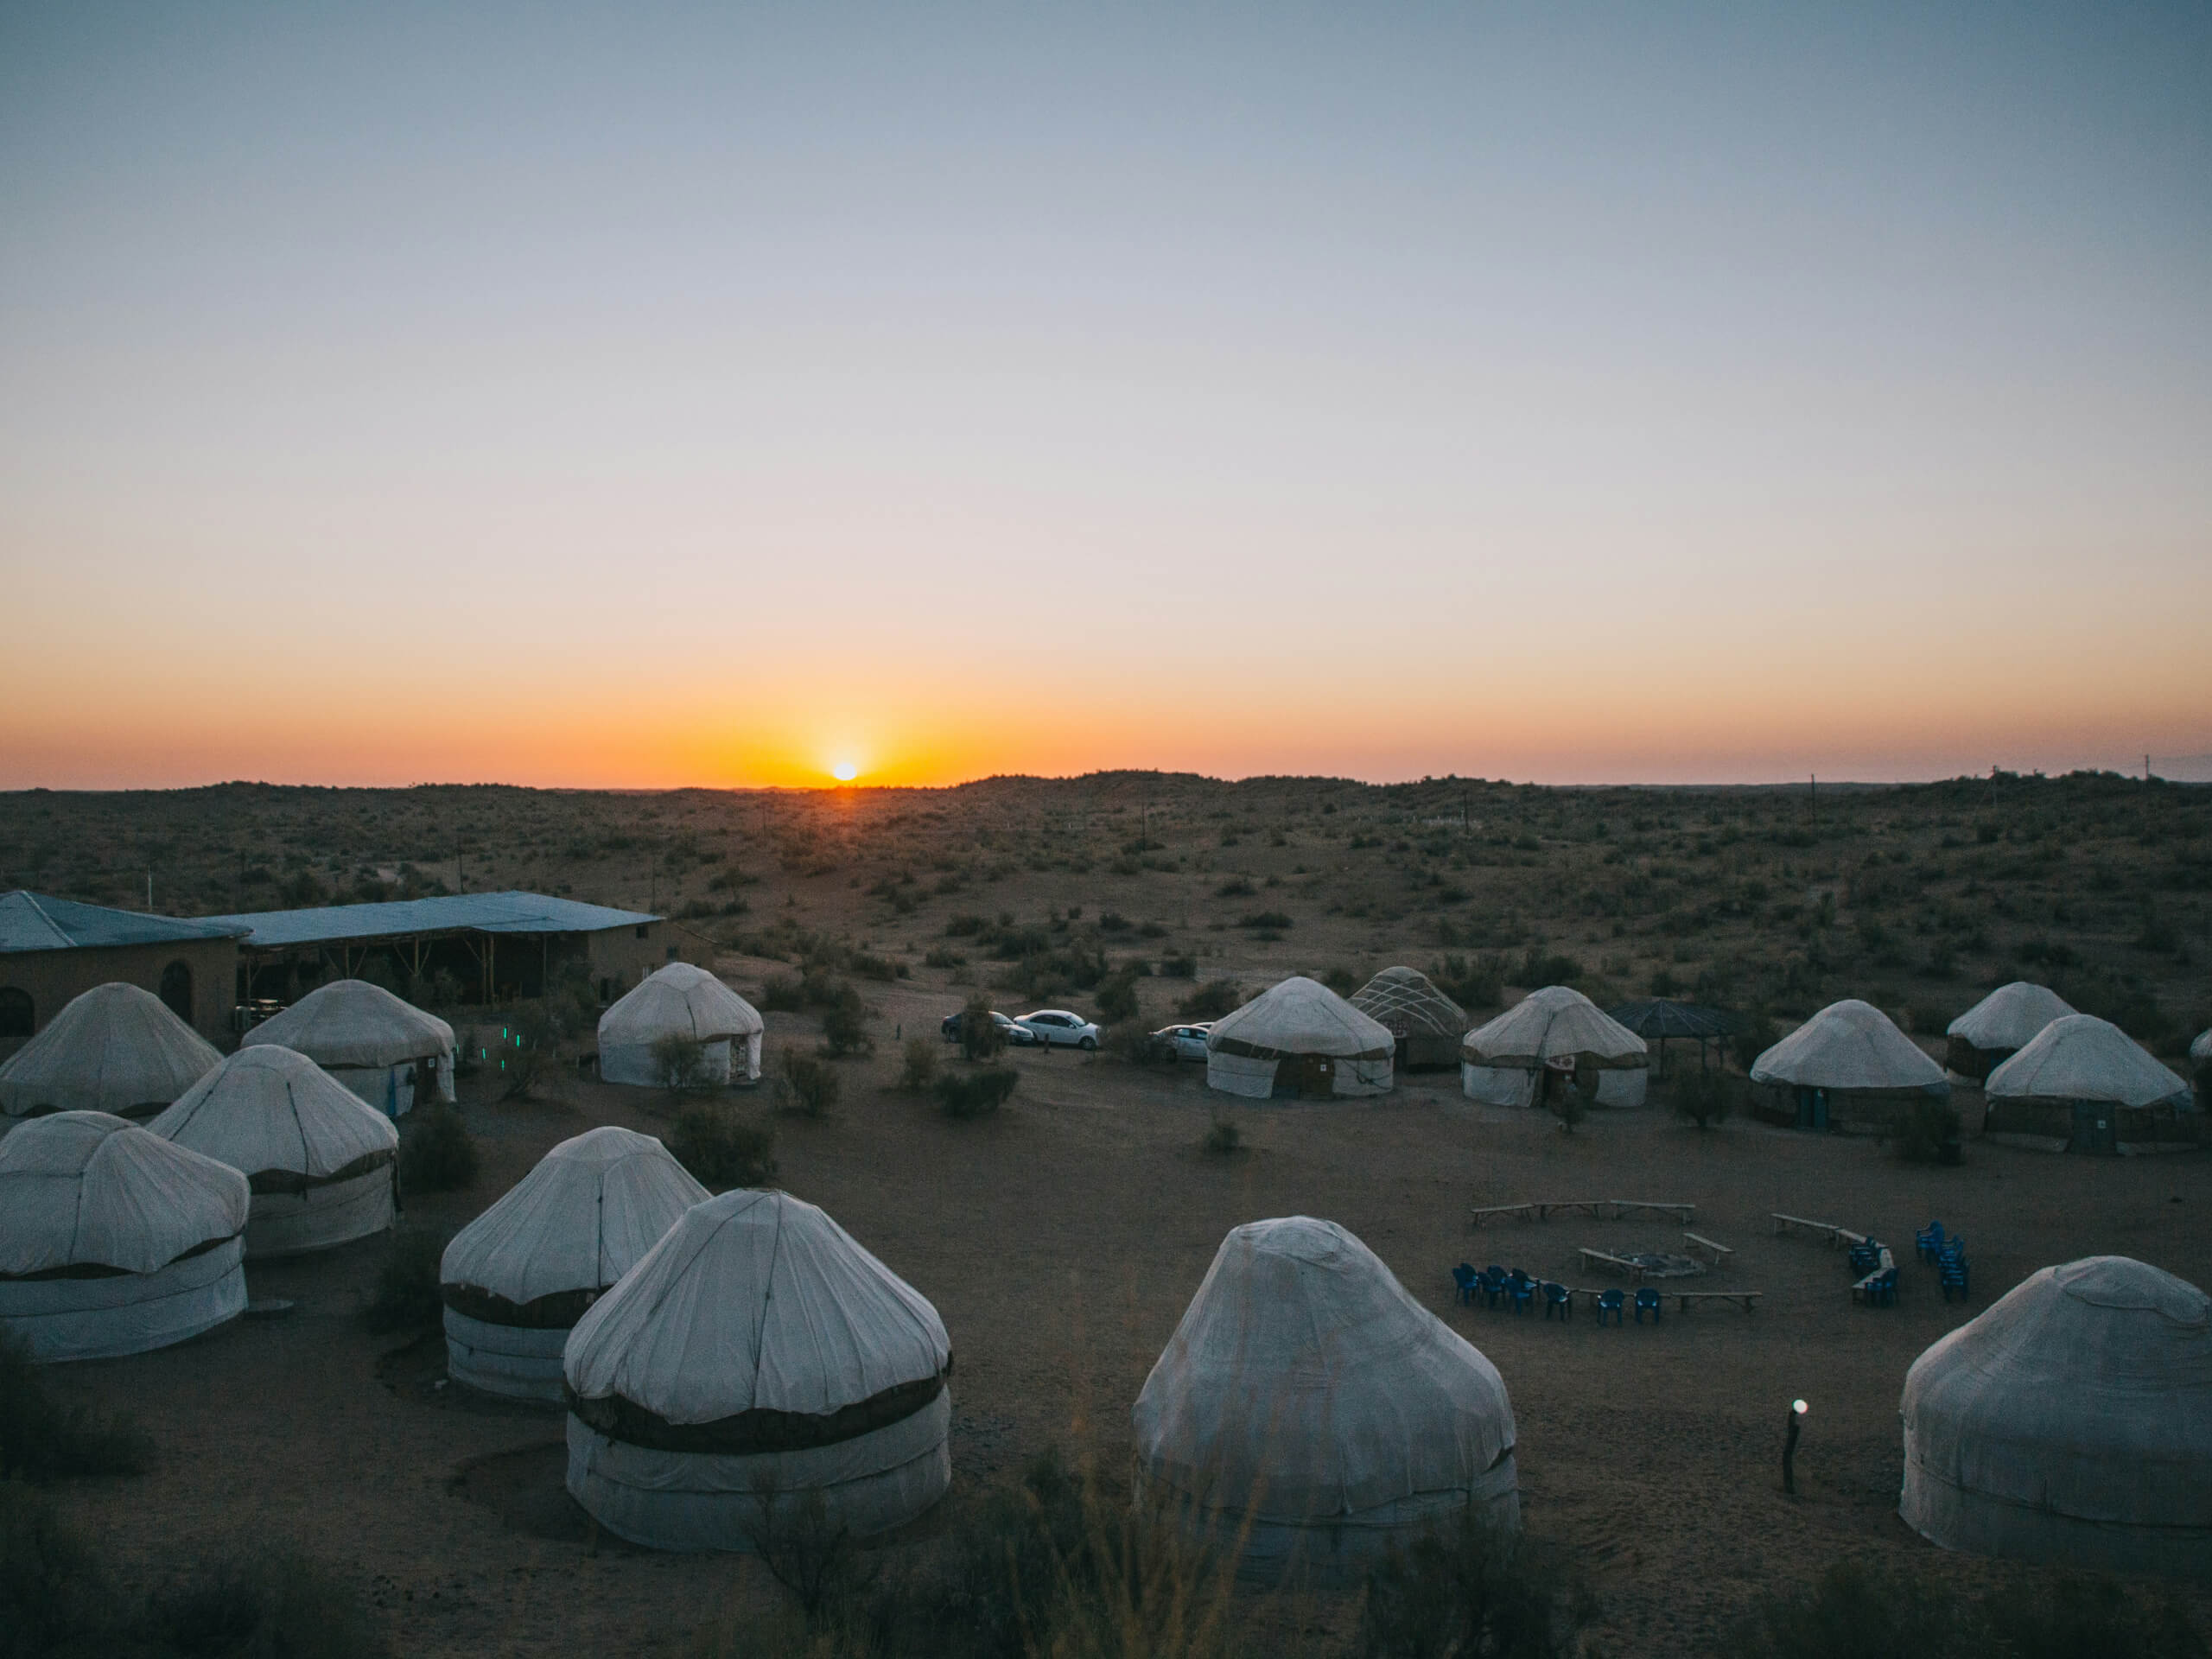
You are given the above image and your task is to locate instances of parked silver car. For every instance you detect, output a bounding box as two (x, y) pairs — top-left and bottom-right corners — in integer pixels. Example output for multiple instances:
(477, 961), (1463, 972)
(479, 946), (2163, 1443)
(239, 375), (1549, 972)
(1017, 1009), (1102, 1050)
(1150, 1022), (1213, 1061)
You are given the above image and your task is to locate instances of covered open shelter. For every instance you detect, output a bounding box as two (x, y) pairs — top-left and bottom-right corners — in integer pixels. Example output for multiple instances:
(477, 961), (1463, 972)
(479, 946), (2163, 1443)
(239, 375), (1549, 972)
(564, 1189), (953, 1551)
(1900, 1255), (2212, 1578)
(1348, 967), (1468, 1071)
(1461, 986), (1649, 1109)
(441, 1127), (707, 1402)
(1748, 999), (1948, 1131)
(1604, 1000), (1738, 1079)
(0, 1111), (249, 1360)
(1205, 976), (1394, 1100)
(149, 1046), (399, 1257)
(1946, 982), (2074, 1084)
(1982, 1014), (2196, 1154)
(597, 963), (764, 1087)
(241, 980), (455, 1117)
(0, 982), (223, 1124)
(1132, 1216), (1517, 1580)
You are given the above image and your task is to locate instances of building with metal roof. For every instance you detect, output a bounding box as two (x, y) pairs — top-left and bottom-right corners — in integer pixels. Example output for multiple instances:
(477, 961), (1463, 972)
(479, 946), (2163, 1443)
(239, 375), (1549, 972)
(0, 893), (247, 1047)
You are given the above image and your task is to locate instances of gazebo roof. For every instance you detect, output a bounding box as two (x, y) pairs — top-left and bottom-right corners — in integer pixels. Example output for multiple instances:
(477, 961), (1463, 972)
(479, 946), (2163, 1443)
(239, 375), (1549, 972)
(1605, 1001), (1739, 1041)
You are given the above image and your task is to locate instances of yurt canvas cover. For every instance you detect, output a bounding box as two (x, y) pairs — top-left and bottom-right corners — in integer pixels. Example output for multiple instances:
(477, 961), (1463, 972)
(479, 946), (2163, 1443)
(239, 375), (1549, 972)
(149, 1046), (398, 1258)
(1205, 977), (1393, 1101)
(1348, 968), (1469, 1070)
(1133, 1217), (1517, 1580)
(1460, 986), (1649, 1109)
(0, 982), (222, 1122)
(564, 1189), (952, 1550)
(1982, 1014), (2196, 1154)
(1900, 1255), (2212, 1579)
(1946, 982), (2074, 1082)
(441, 1127), (707, 1402)
(0, 1111), (248, 1361)
(1748, 999), (1948, 1130)
(242, 980), (455, 1117)
(598, 963), (764, 1087)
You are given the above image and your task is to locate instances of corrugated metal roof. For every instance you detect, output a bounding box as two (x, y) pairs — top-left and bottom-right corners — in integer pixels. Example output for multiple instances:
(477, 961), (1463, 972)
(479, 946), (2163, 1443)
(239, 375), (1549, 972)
(0, 891), (251, 955)
(206, 890), (661, 949)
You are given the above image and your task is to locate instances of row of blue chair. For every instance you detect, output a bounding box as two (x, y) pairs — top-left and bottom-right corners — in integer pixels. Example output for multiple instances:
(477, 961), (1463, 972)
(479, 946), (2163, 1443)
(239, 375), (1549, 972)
(1925, 1223), (1972, 1300)
(1452, 1265), (1664, 1325)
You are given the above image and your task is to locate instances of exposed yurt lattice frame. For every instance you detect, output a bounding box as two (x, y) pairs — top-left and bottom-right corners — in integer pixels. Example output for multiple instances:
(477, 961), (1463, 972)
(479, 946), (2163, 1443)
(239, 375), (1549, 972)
(1348, 968), (1468, 1071)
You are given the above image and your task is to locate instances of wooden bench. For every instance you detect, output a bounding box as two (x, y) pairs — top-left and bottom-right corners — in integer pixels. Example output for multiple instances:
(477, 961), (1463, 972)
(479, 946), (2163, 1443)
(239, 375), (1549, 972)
(1471, 1199), (1696, 1227)
(1577, 1246), (1643, 1281)
(1468, 1204), (1538, 1227)
(1681, 1230), (1734, 1265)
(1770, 1213), (1869, 1248)
(1667, 1290), (1761, 1313)
(1852, 1248), (1898, 1304)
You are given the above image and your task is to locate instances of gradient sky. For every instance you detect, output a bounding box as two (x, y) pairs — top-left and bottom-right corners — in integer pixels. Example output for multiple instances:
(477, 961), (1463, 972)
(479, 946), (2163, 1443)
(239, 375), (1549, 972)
(3, 3), (2208, 789)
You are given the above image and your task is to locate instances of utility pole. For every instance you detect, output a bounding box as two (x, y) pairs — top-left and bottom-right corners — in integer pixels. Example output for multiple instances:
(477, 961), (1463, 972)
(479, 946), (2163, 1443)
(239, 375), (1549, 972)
(1809, 774), (1817, 832)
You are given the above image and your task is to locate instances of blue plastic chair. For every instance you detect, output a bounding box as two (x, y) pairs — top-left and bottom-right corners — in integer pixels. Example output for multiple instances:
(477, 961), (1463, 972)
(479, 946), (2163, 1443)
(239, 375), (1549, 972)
(1483, 1266), (1509, 1308)
(1509, 1274), (1535, 1315)
(1542, 1281), (1572, 1321)
(1876, 1268), (1899, 1307)
(1452, 1264), (1478, 1306)
(1916, 1222), (1946, 1262)
(1595, 1288), (1625, 1326)
(1940, 1261), (1971, 1301)
(1633, 1287), (1662, 1324)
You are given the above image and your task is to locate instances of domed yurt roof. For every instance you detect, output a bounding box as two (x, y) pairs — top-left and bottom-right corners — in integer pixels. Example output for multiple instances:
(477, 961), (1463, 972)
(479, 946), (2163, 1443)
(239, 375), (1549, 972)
(1207, 977), (1392, 1059)
(1901, 1255), (2212, 1575)
(1461, 985), (1646, 1069)
(1132, 1217), (1516, 1536)
(0, 982), (222, 1121)
(241, 980), (454, 1069)
(2191, 1027), (2211, 1065)
(0, 1110), (248, 1275)
(442, 1126), (708, 1309)
(1751, 999), (1946, 1092)
(1948, 982), (2075, 1053)
(149, 1045), (398, 1183)
(599, 963), (763, 1050)
(1348, 967), (1468, 1039)
(1984, 1015), (2190, 1110)
(565, 1189), (950, 1429)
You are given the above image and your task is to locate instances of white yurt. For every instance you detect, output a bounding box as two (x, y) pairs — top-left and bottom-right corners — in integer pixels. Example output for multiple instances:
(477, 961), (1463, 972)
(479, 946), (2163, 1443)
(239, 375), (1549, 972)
(148, 1046), (399, 1258)
(441, 1127), (708, 1402)
(1349, 967), (1470, 1071)
(242, 980), (455, 1117)
(1459, 986), (1649, 1109)
(1945, 982), (2074, 1084)
(0, 1111), (249, 1361)
(1749, 998), (1948, 1130)
(1205, 977), (1394, 1100)
(597, 963), (764, 1087)
(0, 982), (222, 1124)
(1133, 1217), (1517, 1581)
(1982, 1014), (2196, 1154)
(564, 1189), (952, 1550)
(2193, 1028), (2211, 1106)
(1900, 1255), (2212, 1578)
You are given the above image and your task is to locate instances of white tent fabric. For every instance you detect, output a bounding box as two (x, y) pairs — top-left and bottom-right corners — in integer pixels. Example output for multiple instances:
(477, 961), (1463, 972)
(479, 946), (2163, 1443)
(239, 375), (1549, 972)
(1948, 982), (2073, 1056)
(0, 1111), (248, 1360)
(1751, 1000), (1948, 1093)
(441, 1127), (708, 1402)
(1205, 977), (1394, 1100)
(0, 982), (223, 1122)
(1900, 1255), (2212, 1577)
(1460, 986), (1648, 1109)
(2191, 1028), (2211, 1065)
(1132, 1217), (1517, 1580)
(598, 963), (764, 1087)
(149, 1046), (398, 1258)
(1986, 1016), (2191, 1111)
(564, 1189), (952, 1550)
(242, 981), (456, 1116)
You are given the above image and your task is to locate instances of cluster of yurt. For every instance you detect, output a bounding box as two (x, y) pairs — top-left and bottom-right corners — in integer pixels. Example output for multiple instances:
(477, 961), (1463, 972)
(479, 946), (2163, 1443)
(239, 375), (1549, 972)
(1348, 967), (1468, 1071)
(1748, 999), (1949, 1131)
(1133, 1216), (1517, 1580)
(1982, 1014), (2196, 1154)
(0, 982), (221, 1122)
(243, 979), (457, 1117)
(1900, 1255), (2212, 1579)
(1944, 981), (2074, 1083)
(1460, 986), (1649, 1108)
(1204, 976), (1394, 1099)
(440, 1127), (707, 1402)
(597, 963), (765, 1086)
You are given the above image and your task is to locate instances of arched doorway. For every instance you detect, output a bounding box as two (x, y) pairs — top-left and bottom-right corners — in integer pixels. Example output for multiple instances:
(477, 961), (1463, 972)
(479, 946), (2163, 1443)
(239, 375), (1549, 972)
(0, 987), (32, 1039)
(160, 961), (194, 1024)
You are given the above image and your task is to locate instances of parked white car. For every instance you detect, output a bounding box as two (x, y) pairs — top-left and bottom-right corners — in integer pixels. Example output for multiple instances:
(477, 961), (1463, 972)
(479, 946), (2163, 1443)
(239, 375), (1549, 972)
(1150, 1023), (1213, 1062)
(1017, 1009), (1102, 1050)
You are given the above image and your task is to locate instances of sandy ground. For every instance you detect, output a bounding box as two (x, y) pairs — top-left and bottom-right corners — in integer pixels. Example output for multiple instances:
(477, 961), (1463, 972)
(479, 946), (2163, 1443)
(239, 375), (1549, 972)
(44, 976), (2212, 1656)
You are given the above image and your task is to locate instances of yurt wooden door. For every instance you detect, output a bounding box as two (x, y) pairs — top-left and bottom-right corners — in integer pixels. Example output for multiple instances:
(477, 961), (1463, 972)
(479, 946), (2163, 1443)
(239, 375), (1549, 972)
(2069, 1102), (2117, 1154)
(1290, 1053), (1335, 1098)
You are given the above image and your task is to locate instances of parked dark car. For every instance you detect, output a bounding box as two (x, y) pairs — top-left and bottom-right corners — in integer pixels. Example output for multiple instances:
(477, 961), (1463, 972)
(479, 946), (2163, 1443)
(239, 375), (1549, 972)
(939, 1009), (1039, 1046)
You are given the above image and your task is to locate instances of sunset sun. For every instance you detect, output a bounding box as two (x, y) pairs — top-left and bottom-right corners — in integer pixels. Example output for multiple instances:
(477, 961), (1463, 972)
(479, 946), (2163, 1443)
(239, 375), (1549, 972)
(831, 762), (859, 783)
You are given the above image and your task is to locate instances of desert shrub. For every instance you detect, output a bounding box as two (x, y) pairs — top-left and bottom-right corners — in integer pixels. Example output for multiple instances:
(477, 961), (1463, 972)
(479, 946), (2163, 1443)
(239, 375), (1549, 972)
(1431, 953), (1503, 1011)
(899, 1038), (939, 1091)
(1093, 971), (1140, 1026)
(848, 951), (901, 982)
(936, 1068), (1019, 1120)
(360, 1230), (445, 1334)
(143, 1549), (389, 1659)
(0, 1332), (153, 1482)
(1358, 1512), (1588, 1659)
(1214, 877), (1255, 898)
(0, 1478), (124, 1656)
(1984, 1573), (2209, 1659)
(1200, 1111), (1242, 1157)
(1649, 966), (1681, 997)
(760, 973), (804, 1012)
(1175, 979), (1243, 1020)
(923, 947), (967, 969)
(1731, 1010), (1778, 1071)
(779, 1052), (842, 1117)
(1159, 953), (1198, 979)
(1516, 949), (1584, 987)
(1103, 1022), (1173, 1066)
(1891, 1096), (1962, 1165)
(819, 999), (875, 1058)
(1670, 1070), (1738, 1130)
(958, 994), (1003, 1062)
(670, 1103), (778, 1190)
(494, 1007), (557, 1101)
(1236, 910), (1293, 931)
(650, 1033), (713, 1093)
(1322, 964), (1358, 997)
(397, 1103), (477, 1193)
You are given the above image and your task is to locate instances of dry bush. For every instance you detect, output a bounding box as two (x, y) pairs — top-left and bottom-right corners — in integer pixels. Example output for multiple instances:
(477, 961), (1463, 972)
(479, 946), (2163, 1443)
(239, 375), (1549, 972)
(1200, 1111), (1242, 1157)
(899, 1038), (940, 1091)
(360, 1230), (446, 1334)
(819, 998), (875, 1058)
(936, 1068), (1019, 1120)
(1358, 1513), (1589, 1659)
(959, 994), (1004, 1062)
(652, 1033), (715, 1093)
(671, 1103), (779, 1191)
(779, 1053), (843, 1117)
(1176, 981), (1243, 1020)
(1669, 1070), (1738, 1130)
(397, 1104), (477, 1193)
(0, 1332), (153, 1481)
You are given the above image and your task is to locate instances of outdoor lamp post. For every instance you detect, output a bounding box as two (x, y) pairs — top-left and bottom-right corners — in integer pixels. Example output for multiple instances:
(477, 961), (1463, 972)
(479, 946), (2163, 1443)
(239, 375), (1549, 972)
(1783, 1398), (1807, 1494)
